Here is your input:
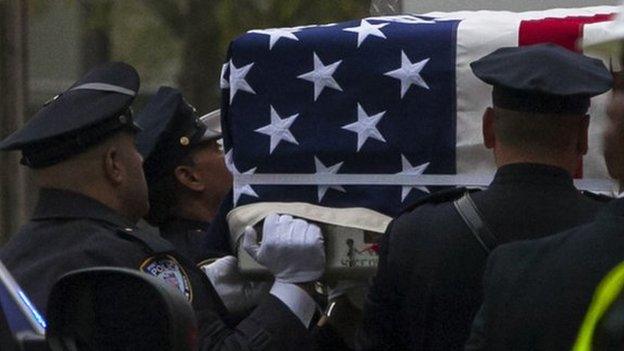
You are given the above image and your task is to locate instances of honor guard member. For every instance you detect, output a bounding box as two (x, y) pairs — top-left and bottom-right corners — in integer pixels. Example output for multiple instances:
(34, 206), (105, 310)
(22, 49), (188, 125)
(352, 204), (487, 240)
(466, 18), (624, 351)
(136, 87), (265, 316)
(135, 87), (233, 264)
(0, 62), (326, 350)
(358, 44), (613, 350)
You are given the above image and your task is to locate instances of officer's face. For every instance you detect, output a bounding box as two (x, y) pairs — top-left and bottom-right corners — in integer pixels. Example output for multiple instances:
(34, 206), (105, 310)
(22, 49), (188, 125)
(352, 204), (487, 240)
(604, 68), (624, 184)
(190, 139), (232, 205)
(117, 132), (150, 220)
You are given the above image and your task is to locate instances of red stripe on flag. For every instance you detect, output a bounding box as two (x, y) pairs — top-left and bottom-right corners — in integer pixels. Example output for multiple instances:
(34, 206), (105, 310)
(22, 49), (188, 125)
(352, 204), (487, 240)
(519, 14), (613, 178)
(519, 14), (612, 51)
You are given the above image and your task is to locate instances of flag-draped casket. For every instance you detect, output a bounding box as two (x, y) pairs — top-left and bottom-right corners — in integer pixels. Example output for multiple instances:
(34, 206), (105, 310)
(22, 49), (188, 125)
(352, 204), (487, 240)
(220, 6), (619, 276)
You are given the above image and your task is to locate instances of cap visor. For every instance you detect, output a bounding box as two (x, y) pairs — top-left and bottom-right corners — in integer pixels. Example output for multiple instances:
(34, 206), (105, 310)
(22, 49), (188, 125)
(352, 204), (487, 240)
(199, 130), (222, 142)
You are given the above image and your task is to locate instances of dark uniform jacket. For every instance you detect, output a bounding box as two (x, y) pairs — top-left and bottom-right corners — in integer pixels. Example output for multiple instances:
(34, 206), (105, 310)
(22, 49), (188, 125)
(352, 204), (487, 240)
(0, 188), (312, 350)
(160, 218), (221, 267)
(204, 190), (234, 256)
(161, 190), (234, 267)
(466, 197), (624, 351)
(358, 163), (606, 350)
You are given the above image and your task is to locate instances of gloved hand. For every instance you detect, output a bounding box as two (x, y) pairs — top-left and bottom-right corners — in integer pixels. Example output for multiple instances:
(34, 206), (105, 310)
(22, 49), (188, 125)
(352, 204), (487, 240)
(243, 214), (325, 283)
(200, 255), (271, 314)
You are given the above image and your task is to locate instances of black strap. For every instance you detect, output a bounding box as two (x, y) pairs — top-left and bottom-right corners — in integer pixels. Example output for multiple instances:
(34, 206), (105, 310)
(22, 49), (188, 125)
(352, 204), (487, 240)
(453, 193), (498, 254)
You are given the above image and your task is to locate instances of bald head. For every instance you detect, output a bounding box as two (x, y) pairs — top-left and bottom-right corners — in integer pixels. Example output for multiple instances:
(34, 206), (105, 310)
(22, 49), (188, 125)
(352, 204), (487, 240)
(34, 131), (149, 222)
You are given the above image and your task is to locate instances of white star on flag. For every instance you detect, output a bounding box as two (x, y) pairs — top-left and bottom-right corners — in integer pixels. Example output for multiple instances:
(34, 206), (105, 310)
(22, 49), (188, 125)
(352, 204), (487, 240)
(384, 51), (430, 98)
(255, 106), (300, 154)
(342, 104), (387, 151)
(229, 60), (255, 103)
(220, 62), (230, 89)
(314, 156), (346, 202)
(297, 52), (343, 101)
(343, 19), (388, 47)
(248, 28), (300, 49)
(225, 150), (259, 206)
(396, 155), (430, 202)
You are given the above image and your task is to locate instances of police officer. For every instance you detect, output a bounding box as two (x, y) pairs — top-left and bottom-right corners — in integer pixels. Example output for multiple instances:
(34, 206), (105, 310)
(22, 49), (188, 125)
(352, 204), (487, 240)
(465, 21), (624, 351)
(357, 44), (613, 350)
(136, 87), (267, 315)
(0, 62), (325, 350)
(135, 87), (232, 263)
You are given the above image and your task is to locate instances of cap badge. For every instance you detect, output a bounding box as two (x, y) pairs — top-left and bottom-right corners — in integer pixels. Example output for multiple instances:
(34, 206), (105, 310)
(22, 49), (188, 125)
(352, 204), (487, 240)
(43, 94), (61, 106)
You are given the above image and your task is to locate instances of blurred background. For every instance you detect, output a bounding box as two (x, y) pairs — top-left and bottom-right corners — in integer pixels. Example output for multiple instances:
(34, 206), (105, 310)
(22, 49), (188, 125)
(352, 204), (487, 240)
(0, 0), (616, 243)
(0, 0), (373, 243)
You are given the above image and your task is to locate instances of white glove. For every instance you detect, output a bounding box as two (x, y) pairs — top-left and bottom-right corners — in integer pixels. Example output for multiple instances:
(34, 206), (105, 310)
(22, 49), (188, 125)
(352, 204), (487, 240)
(200, 255), (271, 314)
(243, 214), (325, 283)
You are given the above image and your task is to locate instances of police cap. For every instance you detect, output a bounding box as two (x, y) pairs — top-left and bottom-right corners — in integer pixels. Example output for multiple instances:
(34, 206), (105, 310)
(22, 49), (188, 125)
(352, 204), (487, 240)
(471, 43), (613, 114)
(135, 87), (221, 181)
(0, 62), (140, 168)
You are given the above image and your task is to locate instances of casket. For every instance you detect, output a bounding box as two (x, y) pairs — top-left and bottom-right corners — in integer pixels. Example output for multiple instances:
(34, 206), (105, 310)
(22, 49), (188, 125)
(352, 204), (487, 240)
(221, 6), (618, 278)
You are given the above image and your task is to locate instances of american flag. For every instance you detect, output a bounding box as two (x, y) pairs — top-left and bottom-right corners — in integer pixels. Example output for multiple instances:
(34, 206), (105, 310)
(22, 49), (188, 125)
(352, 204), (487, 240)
(220, 6), (617, 217)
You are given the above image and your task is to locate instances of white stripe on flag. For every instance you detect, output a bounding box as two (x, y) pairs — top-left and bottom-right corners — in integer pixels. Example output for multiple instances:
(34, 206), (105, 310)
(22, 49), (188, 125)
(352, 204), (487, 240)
(584, 20), (616, 179)
(454, 13), (520, 177)
(234, 173), (616, 192)
(423, 6), (618, 21)
(445, 6), (617, 180)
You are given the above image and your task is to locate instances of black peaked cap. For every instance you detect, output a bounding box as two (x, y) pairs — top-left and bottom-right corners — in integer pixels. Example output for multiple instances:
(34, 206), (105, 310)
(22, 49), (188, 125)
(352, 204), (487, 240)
(135, 87), (207, 181)
(470, 43), (613, 114)
(0, 62), (140, 168)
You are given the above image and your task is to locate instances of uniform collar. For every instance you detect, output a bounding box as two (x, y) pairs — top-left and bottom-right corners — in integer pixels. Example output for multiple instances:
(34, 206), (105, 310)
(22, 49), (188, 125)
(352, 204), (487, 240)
(161, 217), (211, 233)
(490, 163), (574, 188)
(32, 188), (136, 228)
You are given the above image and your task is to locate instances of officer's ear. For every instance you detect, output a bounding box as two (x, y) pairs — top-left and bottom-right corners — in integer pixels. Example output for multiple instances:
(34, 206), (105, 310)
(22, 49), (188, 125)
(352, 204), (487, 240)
(577, 114), (590, 156)
(483, 107), (496, 149)
(103, 146), (124, 185)
(174, 164), (206, 192)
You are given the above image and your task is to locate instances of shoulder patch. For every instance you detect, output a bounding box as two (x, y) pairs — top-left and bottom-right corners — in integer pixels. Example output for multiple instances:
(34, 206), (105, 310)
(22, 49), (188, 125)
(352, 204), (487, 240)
(401, 187), (479, 214)
(140, 255), (193, 302)
(581, 190), (614, 203)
